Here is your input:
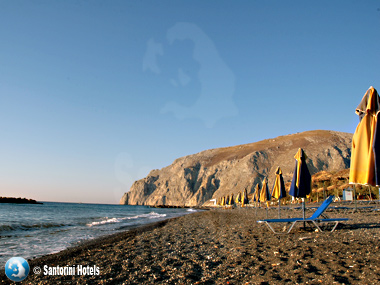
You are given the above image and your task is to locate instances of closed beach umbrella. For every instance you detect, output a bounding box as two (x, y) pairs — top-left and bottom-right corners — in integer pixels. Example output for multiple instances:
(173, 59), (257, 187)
(289, 148), (311, 220)
(235, 192), (241, 204)
(243, 188), (249, 205)
(271, 166), (287, 218)
(272, 167), (286, 199)
(253, 184), (260, 206)
(229, 194), (234, 205)
(289, 148), (311, 198)
(260, 178), (271, 207)
(241, 188), (249, 207)
(350, 86), (380, 186)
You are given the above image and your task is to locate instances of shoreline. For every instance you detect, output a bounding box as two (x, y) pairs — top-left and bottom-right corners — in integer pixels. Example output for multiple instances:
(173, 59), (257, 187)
(26, 216), (181, 266)
(0, 213), (188, 269)
(0, 215), (183, 283)
(2, 206), (380, 284)
(150, 205), (211, 210)
(0, 202), (195, 267)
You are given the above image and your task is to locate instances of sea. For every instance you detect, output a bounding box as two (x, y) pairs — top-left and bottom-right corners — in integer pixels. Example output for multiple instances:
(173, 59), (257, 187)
(0, 202), (195, 267)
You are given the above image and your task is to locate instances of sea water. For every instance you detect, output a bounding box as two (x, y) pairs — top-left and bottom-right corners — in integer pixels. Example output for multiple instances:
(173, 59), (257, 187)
(0, 202), (194, 266)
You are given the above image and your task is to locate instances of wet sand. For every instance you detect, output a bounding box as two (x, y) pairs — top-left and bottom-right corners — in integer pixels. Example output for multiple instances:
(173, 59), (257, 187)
(2, 203), (380, 284)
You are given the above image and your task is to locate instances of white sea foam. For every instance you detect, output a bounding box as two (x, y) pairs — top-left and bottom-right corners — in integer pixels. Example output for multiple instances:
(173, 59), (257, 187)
(86, 212), (167, 227)
(187, 208), (197, 212)
(87, 217), (122, 226)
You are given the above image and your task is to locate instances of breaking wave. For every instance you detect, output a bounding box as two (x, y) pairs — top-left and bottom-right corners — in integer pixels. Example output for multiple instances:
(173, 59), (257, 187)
(87, 212), (167, 227)
(187, 208), (197, 212)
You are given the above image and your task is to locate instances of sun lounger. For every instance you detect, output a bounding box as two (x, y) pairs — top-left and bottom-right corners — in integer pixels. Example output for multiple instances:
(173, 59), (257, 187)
(257, 196), (349, 234)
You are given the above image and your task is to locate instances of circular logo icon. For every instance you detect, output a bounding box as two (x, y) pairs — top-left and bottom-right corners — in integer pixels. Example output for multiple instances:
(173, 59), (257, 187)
(33, 266), (41, 274)
(5, 257), (30, 282)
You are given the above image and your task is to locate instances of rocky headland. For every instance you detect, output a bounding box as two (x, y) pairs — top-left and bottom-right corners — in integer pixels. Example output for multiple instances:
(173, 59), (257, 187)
(0, 197), (43, 204)
(120, 130), (352, 207)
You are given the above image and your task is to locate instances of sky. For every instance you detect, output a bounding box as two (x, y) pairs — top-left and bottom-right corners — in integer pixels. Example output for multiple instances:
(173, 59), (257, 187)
(1, 1), (379, 204)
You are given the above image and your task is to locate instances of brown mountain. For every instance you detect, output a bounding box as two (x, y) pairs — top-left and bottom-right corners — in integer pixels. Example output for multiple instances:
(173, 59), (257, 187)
(120, 130), (352, 206)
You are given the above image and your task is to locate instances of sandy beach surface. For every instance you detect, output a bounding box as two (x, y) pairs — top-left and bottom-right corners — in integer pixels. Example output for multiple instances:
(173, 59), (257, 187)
(2, 203), (380, 284)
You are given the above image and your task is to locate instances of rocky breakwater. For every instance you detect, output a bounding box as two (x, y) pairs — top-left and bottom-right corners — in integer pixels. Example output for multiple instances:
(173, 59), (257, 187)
(120, 130), (352, 207)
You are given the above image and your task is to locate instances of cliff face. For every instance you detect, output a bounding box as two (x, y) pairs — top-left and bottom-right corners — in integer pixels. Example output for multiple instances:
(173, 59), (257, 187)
(120, 130), (352, 206)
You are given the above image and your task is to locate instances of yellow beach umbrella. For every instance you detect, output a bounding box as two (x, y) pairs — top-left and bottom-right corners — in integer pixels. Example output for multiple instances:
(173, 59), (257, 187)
(229, 194), (234, 205)
(260, 178), (271, 207)
(289, 148), (311, 198)
(271, 167), (287, 218)
(272, 167), (286, 200)
(235, 192), (241, 204)
(289, 148), (311, 220)
(350, 86), (380, 186)
(252, 184), (260, 206)
(243, 188), (249, 205)
(241, 188), (249, 207)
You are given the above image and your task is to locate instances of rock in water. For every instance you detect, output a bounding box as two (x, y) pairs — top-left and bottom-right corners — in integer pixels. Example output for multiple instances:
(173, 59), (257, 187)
(120, 130), (352, 207)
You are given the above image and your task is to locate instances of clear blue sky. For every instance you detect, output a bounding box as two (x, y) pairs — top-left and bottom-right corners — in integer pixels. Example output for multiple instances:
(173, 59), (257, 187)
(1, 1), (379, 204)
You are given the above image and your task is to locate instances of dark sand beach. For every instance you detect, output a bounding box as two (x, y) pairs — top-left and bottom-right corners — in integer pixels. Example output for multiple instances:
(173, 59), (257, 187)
(2, 203), (380, 284)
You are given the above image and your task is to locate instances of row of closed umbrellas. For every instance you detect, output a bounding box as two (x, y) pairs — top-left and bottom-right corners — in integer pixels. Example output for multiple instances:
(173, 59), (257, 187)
(216, 86), (379, 219)
(217, 148), (312, 218)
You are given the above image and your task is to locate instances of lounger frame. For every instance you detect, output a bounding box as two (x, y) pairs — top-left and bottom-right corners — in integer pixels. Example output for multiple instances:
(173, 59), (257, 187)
(258, 217), (349, 234)
(257, 196), (349, 234)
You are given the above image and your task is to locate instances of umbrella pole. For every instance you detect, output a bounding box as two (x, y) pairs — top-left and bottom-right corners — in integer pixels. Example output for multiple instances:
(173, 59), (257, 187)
(368, 186), (372, 201)
(278, 199), (281, 219)
(302, 198), (306, 228)
(353, 184), (357, 212)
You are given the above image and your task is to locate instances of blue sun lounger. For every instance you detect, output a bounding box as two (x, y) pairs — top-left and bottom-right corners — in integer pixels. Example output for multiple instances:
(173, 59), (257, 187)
(257, 196), (349, 234)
